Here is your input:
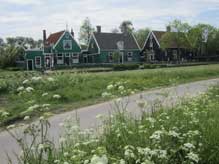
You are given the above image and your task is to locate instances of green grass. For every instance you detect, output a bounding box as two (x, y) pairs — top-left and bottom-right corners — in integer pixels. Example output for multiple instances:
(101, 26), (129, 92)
(10, 82), (219, 163)
(1, 64), (219, 126)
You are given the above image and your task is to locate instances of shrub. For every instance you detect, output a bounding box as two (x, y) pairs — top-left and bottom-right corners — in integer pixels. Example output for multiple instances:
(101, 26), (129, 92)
(113, 64), (140, 71)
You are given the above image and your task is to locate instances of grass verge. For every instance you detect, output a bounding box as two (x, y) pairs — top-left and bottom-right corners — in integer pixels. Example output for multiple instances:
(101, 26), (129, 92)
(1, 64), (219, 126)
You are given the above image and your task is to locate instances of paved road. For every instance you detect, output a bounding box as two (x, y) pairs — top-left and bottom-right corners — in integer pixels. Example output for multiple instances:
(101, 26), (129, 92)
(1, 78), (219, 164)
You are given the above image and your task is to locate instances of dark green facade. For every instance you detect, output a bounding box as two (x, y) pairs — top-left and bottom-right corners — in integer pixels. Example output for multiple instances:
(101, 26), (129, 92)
(25, 30), (81, 70)
(87, 34), (141, 64)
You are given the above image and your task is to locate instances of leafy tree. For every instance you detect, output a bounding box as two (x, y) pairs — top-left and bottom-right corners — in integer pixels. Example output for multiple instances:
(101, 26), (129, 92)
(79, 17), (94, 46)
(134, 28), (150, 48)
(119, 20), (134, 33)
(0, 38), (4, 47)
(160, 19), (191, 61)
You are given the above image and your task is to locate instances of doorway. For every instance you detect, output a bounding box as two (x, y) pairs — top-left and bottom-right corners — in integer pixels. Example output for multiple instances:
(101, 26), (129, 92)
(27, 60), (33, 70)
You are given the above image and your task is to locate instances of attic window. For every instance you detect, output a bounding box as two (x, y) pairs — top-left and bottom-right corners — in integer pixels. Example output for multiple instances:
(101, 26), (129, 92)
(63, 40), (72, 50)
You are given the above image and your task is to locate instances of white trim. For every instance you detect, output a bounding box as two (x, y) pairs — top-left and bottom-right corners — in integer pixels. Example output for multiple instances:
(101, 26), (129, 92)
(57, 53), (64, 64)
(152, 31), (161, 48)
(88, 33), (100, 54)
(142, 31), (152, 50)
(53, 31), (66, 49)
(142, 31), (161, 50)
(69, 31), (82, 50)
(131, 33), (141, 50)
(35, 56), (42, 68)
(26, 59), (34, 71)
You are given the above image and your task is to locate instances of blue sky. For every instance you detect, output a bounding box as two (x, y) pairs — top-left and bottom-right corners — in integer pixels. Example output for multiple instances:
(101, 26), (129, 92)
(1, 0), (219, 41)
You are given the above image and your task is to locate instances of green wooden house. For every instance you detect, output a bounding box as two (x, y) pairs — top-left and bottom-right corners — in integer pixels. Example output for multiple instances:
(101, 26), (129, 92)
(25, 29), (81, 70)
(85, 26), (141, 64)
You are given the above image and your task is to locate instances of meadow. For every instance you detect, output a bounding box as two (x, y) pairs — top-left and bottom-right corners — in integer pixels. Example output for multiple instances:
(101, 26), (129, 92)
(8, 80), (219, 164)
(1, 64), (219, 125)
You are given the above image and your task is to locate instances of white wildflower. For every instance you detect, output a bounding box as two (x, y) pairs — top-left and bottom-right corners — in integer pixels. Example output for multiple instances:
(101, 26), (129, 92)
(101, 92), (111, 98)
(54, 160), (60, 163)
(64, 152), (69, 157)
(42, 104), (50, 108)
(1, 111), (9, 117)
(7, 124), (15, 129)
(118, 85), (125, 90)
(63, 162), (69, 164)
(120, 159), (125, 164)
(53, 94), (61, 99)
(39, 116), (45, 121)
(183, 143), (195, 150)
(22, 79), (29, 84)
(150, 130), (163, 140)
(32, 76), (42, 81)
(59, 137), (66, 144)
(42, 92), (49, 97)
(90, 154), (108, 164)
(47, 77), (55, 82)
(168, 130), (180, 138)
(107, 84), (114, 90)
(24, 116), (30, 121)
(26, 87), (34, 92)
(17, 86), (24, 92)
(186, 152), (199, 163)
(38, 144), (44, 151)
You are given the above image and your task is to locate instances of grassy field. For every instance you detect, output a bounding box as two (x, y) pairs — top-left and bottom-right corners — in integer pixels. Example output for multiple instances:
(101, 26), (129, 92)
(1, 64), (219, 125)
(9, 82), (219, 163)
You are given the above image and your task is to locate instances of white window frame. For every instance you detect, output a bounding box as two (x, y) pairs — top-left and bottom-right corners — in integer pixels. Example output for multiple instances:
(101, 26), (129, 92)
(57, 54), (64, 64)
(72, 53), (79, 64)
(127, 52), (133, 62)
(65, 53), (70, 57)
(108, 52), (113, 62)
(35, 56), (41, 68)
(63, 40), (72, 50)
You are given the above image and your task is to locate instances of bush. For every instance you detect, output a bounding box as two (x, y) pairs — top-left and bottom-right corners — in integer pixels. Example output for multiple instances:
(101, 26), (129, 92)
(113, 64), (140, 71)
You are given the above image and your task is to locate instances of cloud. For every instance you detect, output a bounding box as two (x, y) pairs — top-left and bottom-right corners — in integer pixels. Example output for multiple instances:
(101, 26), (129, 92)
(1, 0), (219, 40)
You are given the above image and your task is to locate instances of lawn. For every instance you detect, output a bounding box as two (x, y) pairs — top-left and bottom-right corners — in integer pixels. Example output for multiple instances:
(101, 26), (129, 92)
(1, 64), (219, 126)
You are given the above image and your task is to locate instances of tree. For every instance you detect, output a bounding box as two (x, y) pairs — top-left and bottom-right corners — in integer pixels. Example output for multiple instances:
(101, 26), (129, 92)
(160, 19), (191, 61)
(0, 38), (4, 47)
(119, 20), (134, 33)
(79, 17), (94, 46)
(134, 28), (150, 48)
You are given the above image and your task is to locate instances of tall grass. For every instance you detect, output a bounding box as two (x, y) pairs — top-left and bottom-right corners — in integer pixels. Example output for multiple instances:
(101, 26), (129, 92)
(7, 84), (219, 164)
(1, 64), (219, 125)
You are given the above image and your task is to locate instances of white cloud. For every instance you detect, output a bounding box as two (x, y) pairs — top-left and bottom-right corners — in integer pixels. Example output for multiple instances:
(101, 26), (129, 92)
(1, 0), (219, 40)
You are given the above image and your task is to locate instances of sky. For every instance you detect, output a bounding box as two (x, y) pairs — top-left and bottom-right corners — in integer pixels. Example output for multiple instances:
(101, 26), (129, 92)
(1, 0), (219, 41)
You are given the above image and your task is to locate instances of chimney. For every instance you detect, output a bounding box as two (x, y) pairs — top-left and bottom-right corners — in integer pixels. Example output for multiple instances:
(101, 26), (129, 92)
(71, 28), (74, 37)
(166, 26), (171, 32)
(43, 30), (47, 44)
(96, 26), (101, 33)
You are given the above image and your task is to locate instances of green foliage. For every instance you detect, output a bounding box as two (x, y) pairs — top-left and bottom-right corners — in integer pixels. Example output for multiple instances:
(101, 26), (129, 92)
(113, 64), (140, 71)
(0, 46), (25, 68)
(10, 83), (219, 163)
(79, 17), (94, 46)
(134, 28), (150, 48)
(1, 64), (219, 125)
(119, 20), (134, 33)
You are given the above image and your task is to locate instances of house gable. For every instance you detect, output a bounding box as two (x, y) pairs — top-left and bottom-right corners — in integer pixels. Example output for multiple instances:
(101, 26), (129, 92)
(143, 31), (161, 51)
(53, 31), (81, 53)
(87, 34), (100, 54)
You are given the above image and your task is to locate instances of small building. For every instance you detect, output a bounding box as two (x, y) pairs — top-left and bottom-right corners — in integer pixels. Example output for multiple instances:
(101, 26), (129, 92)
(86, 26), (141, 64)
(25, 29), (81, 70)
(142, 29), (191, 63)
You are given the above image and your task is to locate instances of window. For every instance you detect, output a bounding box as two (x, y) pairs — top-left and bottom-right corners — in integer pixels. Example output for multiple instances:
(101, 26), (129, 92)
(65, 53), (70, 57)
(91, 43), (94, 49)
(72, 53), (79, 64)
(108, 52), (113, 62)
(63, 40), (72, 50)
(65, 53), (70, 65)
(35, 57), (41, 68)
(127, 52), (133, 62)
(57, 54), (64, 64)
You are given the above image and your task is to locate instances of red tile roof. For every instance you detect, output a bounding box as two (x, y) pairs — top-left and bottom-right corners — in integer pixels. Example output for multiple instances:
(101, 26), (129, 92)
(46, 31), (65, 45)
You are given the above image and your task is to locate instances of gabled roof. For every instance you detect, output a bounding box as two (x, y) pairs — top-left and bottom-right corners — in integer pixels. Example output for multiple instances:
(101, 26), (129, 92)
(146, 30), (190, 49)
(93, 32), (140, 50)
(46, 31), (65, 45)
